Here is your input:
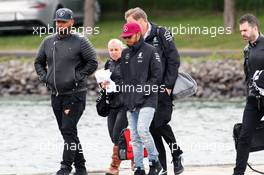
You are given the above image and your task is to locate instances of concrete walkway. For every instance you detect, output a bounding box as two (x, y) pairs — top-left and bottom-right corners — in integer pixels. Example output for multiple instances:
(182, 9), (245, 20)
(14, 164), (264, 175)
(117, 165), (263, 175)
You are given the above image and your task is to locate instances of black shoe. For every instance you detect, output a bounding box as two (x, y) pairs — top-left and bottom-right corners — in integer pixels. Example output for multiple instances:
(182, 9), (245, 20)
(56, 165), (72, 175)
(148, 160), (163, 175)
(74, 168), (88, 175)
(172, 156), (184, 175)
(134, 167), (146, 175)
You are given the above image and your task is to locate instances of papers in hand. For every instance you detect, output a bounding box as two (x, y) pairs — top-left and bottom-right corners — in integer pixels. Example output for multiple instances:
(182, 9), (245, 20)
(95, 69), (117, 93)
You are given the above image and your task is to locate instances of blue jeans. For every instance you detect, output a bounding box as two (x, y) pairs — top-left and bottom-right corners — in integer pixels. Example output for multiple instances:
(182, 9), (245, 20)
(127, 107), (159, 169)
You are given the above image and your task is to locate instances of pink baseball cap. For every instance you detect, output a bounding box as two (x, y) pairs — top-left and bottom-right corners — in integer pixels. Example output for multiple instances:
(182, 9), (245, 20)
(120, 22), (141, 38)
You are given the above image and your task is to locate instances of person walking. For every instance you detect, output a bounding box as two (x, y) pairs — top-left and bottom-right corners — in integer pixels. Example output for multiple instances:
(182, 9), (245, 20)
(34, 8), (98, 175)
(125, 7), (183, 175)
(120, 22), (163, 175)
(233, 14), (264, 175)
(101, 39), (128, 175)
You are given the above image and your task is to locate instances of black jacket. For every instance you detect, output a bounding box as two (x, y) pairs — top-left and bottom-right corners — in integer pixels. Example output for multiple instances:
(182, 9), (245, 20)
(34, 33), (98, 95)
(105, 59), (123, 108)
(120, 37), (162, 111)
(145, 23), (180, 127)
(243, 35), (264, 96)
(145, 23), (180, 90)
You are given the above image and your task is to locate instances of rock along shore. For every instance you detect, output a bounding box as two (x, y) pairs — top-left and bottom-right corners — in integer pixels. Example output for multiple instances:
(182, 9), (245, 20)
(0, 59), (246, 98)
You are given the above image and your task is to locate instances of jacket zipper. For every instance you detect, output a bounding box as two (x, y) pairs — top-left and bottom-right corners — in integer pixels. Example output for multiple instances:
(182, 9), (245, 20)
(53, 41), (59, 96)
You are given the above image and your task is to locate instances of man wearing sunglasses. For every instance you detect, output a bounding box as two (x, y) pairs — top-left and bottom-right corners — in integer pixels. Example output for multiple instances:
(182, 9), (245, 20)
(120, 22), (163, 175)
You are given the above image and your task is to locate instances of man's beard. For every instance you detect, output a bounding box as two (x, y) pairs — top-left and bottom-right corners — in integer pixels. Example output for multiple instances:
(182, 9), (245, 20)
(242, 35), (250, 42)
(250, 34), (257, 42)
(57, 26), (72, 36)
(242, 33), (257, 43)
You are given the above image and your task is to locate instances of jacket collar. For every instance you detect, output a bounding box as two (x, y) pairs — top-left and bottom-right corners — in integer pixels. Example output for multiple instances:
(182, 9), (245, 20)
(111, 57), (121, 64)
(143, 22), (152, 40)
(145, 22), (158, 42)
(128, 36), (144, 52)
(249, 33), (263, 47)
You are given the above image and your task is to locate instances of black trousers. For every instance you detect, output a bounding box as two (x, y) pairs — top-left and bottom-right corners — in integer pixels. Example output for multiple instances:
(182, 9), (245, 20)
(107, 107), (128, 145)
(51, 91), (87, 170)
(150, 92), (183, 171)
(234, 96), (264, 175)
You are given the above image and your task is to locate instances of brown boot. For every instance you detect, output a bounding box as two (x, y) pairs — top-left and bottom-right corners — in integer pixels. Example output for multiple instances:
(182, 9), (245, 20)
(105, 145), (121, 175)
(131, 159), (135, 171)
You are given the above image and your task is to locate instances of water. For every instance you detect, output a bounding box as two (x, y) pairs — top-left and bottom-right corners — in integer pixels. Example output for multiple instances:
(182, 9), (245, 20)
(1, 96), (264, 174)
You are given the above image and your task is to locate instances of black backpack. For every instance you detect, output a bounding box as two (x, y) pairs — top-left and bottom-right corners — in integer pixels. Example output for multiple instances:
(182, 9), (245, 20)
(233, 121), (264, 174)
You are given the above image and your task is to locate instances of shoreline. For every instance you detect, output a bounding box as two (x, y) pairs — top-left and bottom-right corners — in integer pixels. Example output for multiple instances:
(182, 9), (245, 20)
(0, 59), (247, 98)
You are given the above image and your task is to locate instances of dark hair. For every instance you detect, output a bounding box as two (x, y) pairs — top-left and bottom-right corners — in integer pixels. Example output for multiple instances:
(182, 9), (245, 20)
(239, 14), (260, 31)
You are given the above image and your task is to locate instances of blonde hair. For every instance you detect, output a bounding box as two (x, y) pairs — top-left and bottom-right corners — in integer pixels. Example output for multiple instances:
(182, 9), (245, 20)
(125, 7), (148, 22)
(107, 39), (125, 49)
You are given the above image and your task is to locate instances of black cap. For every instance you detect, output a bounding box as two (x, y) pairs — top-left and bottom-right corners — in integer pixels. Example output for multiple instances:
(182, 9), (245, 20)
(54, 8), (73, 21)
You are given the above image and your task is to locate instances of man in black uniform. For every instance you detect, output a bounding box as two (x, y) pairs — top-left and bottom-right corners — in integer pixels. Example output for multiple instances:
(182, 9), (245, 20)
(120, 22), (163, 175)
(233, 14), (264, 175)
(34, 8), (98, 175)
(125, 7), (183, 175)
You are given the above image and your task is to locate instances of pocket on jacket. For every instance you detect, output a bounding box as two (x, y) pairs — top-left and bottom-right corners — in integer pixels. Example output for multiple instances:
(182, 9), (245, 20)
(56, 68), (76, 92)
(45, 70), (53, 90)
(75, 69), (84, 82)
(158, 91), (173, 106)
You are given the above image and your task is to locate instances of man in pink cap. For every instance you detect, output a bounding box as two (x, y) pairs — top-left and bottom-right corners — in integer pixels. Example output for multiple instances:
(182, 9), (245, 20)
(119, 22), (163, 175)
(125, 7), (183, 175)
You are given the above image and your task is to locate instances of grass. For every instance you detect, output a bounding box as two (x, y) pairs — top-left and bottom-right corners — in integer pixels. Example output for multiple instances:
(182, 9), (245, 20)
(89, 12), (245, 50)
(0, 10), (261, 50)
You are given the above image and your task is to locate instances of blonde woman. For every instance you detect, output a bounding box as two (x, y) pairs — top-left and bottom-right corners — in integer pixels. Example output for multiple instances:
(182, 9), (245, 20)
(102, 39), (128, 175)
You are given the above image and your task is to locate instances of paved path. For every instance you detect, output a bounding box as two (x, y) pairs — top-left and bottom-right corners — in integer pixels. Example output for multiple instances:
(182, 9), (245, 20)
(8, 164), (263, 175)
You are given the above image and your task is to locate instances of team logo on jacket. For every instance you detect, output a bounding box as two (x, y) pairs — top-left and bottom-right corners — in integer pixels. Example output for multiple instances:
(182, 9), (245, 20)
(153, 37), (159, 47)
(155, 52), (161, 62)
(125, 53), (129, 64)
(164, 30), (173, 42)
(137, 52), (143, 63)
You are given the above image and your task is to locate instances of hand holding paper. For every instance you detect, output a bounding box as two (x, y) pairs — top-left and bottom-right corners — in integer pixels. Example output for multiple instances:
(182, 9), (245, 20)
(95, 69), (117, 93)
